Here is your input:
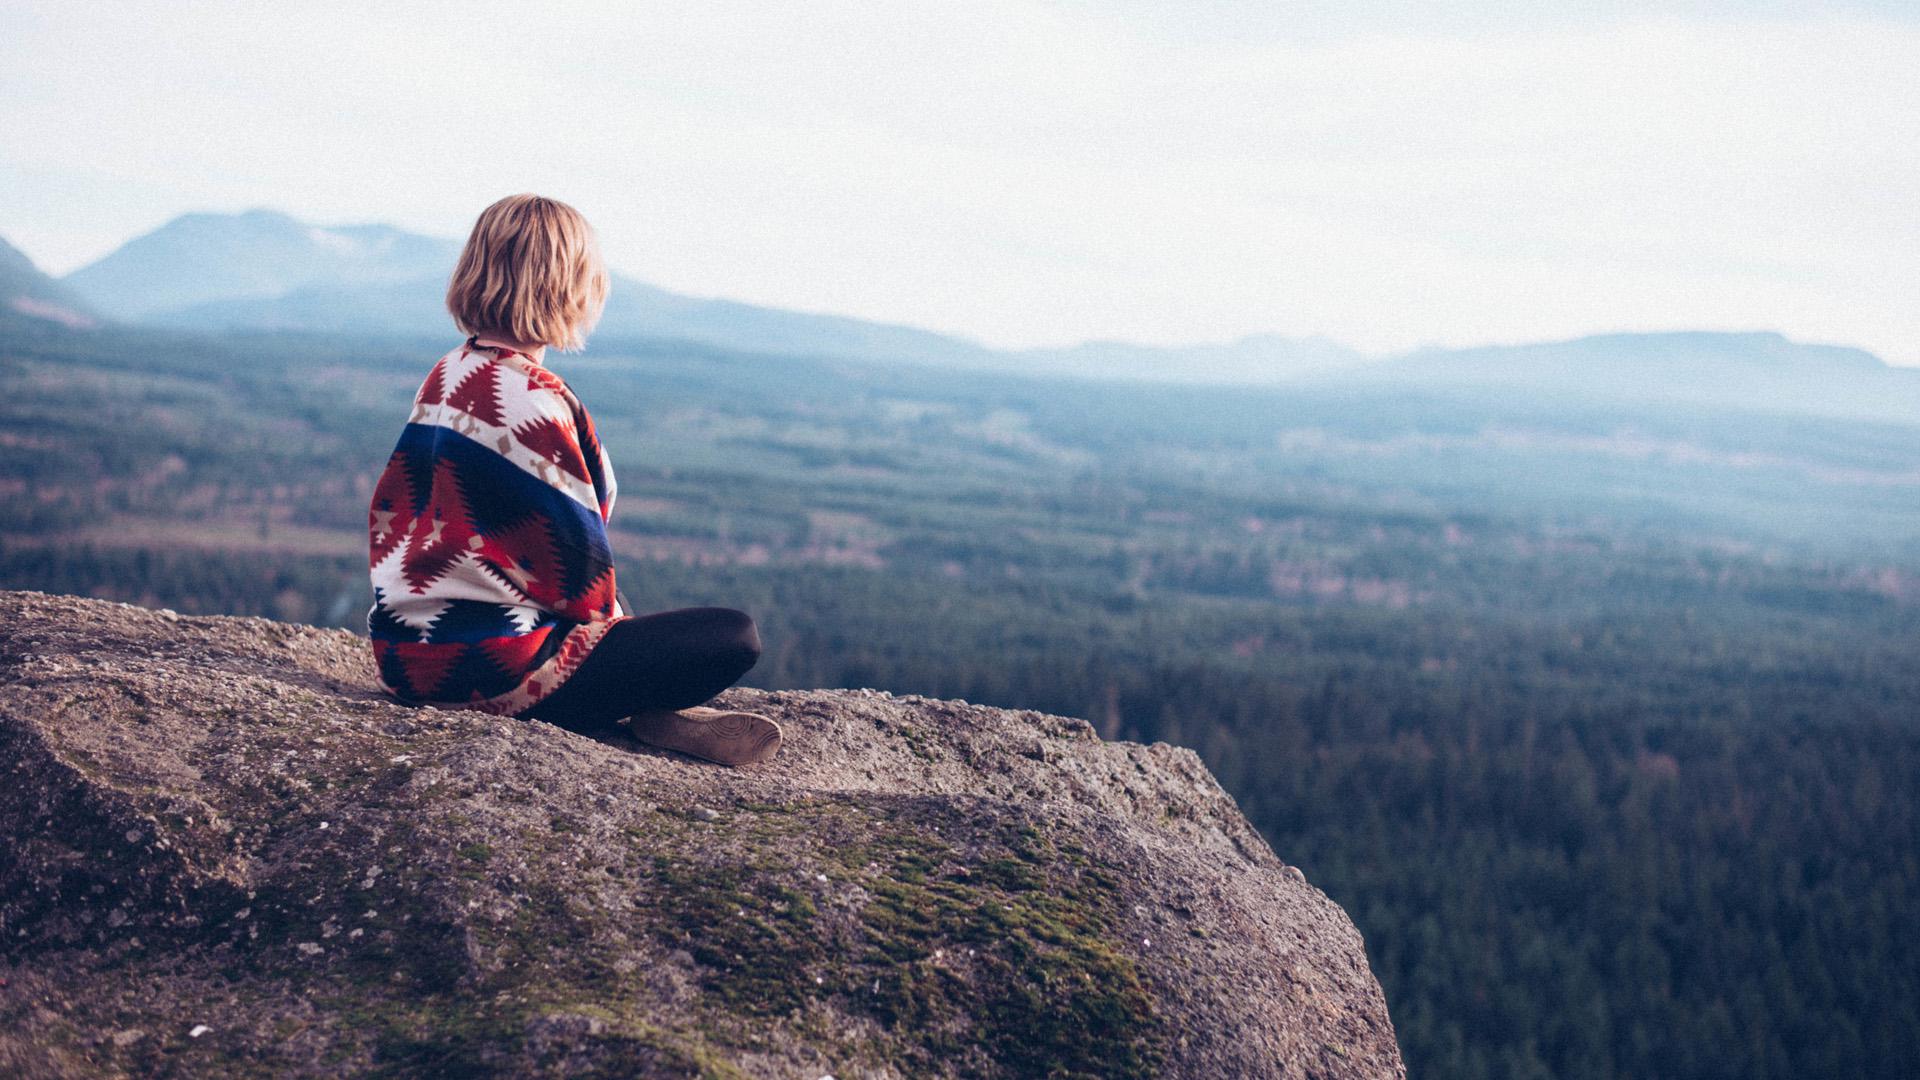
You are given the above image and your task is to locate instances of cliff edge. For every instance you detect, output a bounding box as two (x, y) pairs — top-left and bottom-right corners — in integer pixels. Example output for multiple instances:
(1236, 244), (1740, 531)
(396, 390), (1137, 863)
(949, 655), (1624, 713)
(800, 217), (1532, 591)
(0, 590), (1403, 1078)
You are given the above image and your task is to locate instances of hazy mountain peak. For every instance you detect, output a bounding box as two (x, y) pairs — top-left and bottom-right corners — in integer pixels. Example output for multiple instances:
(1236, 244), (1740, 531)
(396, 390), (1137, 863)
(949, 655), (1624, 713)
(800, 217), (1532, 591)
(235, 206), (301, 224)
(159, 207), (302, 235)
(1642, 330), (1879, 370)
(63, 208), (461, 319)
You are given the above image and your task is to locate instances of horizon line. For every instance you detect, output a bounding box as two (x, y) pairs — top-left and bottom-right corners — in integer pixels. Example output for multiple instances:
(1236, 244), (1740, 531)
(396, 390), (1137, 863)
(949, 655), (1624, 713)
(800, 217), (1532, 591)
(11, 208), (1911, 369)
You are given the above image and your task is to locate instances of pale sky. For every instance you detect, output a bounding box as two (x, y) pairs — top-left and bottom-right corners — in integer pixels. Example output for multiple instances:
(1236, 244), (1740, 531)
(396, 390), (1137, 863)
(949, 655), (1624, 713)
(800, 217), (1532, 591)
(3, 1), (1917, 363)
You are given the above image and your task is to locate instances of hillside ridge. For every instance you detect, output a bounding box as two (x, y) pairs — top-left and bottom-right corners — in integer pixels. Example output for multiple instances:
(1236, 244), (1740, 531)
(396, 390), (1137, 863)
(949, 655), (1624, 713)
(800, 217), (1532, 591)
(0, 590), (1403, 1078)
(0, 237), (96, 330)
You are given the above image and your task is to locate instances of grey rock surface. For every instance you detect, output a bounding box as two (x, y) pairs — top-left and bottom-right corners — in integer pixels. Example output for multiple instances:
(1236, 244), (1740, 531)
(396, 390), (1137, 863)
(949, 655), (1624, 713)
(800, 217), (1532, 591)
(0, 590), (1403, 1078)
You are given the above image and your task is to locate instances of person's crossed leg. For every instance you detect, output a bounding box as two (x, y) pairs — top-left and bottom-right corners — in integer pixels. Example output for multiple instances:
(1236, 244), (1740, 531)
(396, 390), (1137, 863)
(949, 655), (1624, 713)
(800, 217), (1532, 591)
(519, 606), (780, 765)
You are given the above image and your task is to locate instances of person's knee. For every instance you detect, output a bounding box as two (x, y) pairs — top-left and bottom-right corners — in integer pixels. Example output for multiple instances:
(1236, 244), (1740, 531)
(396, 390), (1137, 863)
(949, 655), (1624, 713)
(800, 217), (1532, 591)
(703, 607), (761, 676)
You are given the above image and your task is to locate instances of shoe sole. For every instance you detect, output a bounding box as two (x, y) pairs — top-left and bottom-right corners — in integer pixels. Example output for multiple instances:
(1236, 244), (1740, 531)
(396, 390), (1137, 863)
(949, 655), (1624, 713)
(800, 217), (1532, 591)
(629, 707), (783, 766)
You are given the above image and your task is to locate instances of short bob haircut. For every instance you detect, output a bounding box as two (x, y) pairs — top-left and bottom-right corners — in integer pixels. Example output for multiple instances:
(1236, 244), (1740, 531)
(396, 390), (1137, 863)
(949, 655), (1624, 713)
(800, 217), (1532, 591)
(446, 194), (609, 353)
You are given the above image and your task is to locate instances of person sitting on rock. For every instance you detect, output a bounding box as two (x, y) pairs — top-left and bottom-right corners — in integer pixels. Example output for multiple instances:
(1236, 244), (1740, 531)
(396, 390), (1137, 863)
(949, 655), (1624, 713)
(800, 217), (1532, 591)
(365, 194), (780, 765)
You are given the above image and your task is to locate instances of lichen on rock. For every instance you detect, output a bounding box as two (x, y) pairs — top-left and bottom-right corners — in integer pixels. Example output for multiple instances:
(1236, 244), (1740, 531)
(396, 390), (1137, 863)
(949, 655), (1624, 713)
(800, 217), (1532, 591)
(0, 590), (1403, 1078)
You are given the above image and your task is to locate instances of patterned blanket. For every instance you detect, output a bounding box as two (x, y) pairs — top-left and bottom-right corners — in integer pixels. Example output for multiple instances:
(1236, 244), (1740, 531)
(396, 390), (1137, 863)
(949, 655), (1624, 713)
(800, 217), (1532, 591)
(367, 339), (622, 714)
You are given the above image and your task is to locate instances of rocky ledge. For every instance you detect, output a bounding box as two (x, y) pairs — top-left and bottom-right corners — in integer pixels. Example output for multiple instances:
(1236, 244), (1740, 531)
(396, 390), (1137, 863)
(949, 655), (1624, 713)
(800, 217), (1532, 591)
(0, 590), (1402, 1078)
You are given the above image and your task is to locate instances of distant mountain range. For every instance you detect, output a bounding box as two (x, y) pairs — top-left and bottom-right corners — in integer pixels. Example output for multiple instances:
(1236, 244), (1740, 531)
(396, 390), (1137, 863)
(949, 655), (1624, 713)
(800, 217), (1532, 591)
(55, 208), (1004, 370)
(1338, 332), (1914, 423)
(43, 209), (1375, 380)
(9, 209), (1919, 422)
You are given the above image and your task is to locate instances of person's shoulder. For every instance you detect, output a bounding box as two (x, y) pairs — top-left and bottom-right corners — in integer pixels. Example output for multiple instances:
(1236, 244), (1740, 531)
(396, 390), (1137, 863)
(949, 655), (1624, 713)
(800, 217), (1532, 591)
(494, 356), (579, 420)
(519, 359), (574, 399)
(408, 343), (470, 405)
(417, 340), (490, 383)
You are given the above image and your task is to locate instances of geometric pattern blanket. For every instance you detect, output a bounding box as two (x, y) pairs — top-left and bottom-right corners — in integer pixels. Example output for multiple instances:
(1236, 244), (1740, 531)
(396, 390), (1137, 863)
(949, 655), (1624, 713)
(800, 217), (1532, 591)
(368, 338), (622, 715)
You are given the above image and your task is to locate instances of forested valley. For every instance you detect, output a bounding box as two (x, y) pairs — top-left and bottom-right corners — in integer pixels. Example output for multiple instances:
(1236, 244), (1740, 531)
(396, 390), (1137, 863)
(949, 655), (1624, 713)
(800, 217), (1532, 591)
(3, 317), (1916, 1079)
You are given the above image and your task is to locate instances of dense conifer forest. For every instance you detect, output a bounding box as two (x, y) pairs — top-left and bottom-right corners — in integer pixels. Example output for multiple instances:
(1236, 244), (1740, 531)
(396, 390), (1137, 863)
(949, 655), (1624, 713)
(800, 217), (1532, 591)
(3, 318), (1916, 1078)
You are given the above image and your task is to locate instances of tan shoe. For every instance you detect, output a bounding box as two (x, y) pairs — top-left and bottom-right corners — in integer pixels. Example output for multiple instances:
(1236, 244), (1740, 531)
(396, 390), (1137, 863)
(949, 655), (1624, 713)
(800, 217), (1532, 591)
(627, 706), (783, 766)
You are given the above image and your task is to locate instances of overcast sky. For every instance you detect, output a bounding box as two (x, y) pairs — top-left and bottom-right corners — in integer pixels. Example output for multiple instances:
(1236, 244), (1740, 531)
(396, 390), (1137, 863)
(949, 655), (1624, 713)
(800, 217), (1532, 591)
(3, 1), (1917, 362)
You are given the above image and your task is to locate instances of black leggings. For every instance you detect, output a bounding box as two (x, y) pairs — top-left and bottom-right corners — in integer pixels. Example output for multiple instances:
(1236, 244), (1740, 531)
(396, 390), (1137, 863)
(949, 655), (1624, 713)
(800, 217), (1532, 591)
(519, 607), (761, 730)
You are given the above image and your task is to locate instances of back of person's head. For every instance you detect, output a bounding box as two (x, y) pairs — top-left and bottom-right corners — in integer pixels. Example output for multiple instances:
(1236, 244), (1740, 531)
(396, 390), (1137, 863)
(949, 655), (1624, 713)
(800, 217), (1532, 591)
(447, 194), (609, 352)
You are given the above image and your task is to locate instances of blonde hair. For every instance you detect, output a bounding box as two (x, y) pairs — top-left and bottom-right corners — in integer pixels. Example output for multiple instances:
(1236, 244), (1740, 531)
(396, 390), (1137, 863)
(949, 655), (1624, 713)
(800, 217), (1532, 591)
(446, 194), (609, 352)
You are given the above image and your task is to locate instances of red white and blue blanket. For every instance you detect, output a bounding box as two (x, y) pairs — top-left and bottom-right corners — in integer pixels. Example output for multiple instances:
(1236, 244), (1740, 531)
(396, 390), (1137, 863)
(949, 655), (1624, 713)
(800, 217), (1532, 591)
(367, 339), (622, 714)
